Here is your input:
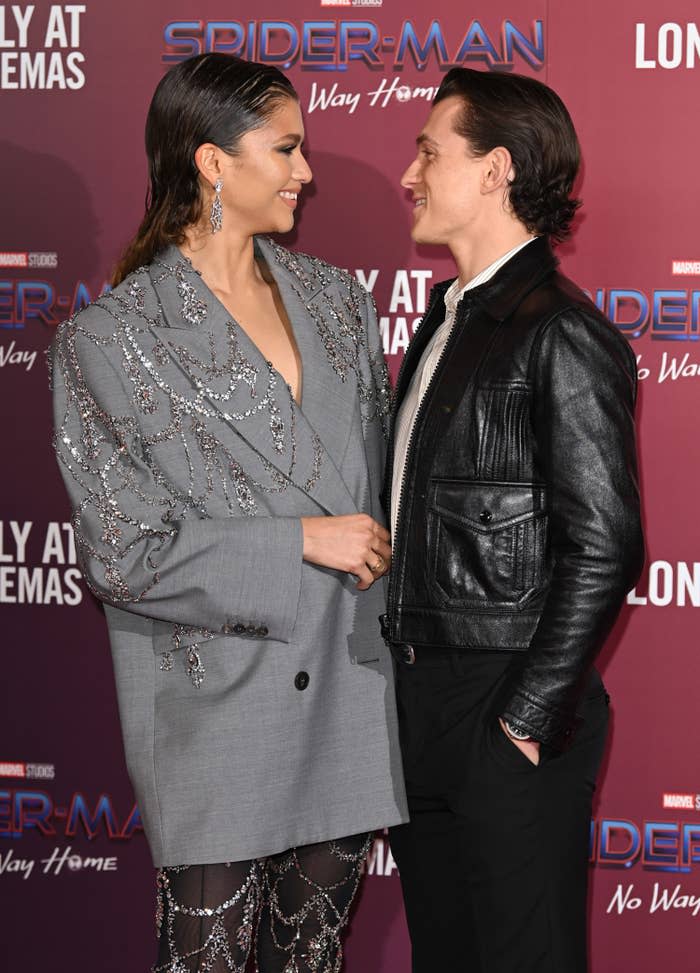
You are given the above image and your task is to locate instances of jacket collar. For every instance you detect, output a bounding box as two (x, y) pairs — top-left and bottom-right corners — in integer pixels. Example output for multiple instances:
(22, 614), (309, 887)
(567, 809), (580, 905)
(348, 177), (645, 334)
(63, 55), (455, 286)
(432, 236), (558, 323)
(392, 237), (558, 418)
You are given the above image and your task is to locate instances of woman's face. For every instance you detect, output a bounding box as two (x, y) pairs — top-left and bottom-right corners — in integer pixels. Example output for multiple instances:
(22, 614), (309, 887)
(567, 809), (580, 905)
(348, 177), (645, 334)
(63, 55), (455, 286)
(219, 97), (313, 236)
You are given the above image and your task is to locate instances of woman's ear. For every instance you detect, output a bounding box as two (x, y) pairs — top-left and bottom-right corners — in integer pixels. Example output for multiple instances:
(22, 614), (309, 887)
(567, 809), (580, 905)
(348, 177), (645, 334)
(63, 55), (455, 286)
(193, 143), (223, 188)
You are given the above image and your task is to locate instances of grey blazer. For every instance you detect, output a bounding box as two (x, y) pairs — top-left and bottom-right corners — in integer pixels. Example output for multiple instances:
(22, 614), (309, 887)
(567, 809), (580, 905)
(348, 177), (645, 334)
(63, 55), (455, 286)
(52, 237), (408, 866)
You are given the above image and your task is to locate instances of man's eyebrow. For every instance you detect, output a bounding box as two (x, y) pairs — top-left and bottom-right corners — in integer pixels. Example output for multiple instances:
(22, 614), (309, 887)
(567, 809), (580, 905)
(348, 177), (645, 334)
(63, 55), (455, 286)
(416, 133), (439, 148)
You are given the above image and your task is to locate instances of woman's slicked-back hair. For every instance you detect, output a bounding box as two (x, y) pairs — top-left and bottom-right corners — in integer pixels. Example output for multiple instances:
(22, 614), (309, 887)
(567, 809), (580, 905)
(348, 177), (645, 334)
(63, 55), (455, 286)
(434, 68), (581, 241)
(112, 54), (297, 284)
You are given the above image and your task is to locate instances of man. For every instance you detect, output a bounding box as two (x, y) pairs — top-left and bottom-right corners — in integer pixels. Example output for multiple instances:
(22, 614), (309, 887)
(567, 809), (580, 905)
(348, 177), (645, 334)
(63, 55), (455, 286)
(381, 68), (644, 972)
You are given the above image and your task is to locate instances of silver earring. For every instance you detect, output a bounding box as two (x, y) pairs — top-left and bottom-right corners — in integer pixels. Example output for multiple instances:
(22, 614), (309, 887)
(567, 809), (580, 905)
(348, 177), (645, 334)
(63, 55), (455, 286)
(210, 179), (223, 234)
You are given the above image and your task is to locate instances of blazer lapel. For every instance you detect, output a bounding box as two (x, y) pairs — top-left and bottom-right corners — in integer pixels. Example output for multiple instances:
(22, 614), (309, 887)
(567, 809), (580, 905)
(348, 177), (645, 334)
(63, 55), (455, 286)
(146, 246), (357, 516)
(255, 237), (358, 469)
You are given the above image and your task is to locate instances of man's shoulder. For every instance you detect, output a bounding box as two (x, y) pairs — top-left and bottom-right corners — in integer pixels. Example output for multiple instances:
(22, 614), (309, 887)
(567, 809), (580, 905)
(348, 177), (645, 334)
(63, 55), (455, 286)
(520, 270), (621, 340)
(522, 269), (592, 317)
(524, 271), (635, 370)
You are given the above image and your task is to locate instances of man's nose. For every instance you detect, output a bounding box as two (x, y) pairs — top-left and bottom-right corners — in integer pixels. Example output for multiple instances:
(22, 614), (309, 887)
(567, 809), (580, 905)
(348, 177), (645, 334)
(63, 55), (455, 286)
(401, 158), (420, 189)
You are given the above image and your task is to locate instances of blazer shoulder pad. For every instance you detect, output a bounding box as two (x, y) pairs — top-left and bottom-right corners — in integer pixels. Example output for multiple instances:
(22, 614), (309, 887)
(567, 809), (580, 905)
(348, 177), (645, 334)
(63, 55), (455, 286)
(54, 262), (158, 351)
(55, 300), (114, 345)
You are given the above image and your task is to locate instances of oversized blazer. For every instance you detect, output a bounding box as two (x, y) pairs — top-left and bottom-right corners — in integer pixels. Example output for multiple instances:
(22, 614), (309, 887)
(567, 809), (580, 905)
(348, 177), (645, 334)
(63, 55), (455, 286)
(51, 237), (408, 866)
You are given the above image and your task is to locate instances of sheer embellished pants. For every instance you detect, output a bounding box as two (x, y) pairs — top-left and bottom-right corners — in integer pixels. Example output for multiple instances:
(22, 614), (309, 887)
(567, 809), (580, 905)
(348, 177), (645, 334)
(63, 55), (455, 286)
(153, 833), (371, 973)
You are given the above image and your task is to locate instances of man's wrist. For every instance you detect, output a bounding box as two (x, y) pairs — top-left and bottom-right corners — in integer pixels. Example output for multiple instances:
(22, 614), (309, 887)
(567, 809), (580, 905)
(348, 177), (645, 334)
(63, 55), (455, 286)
(501, 718), (534, 742)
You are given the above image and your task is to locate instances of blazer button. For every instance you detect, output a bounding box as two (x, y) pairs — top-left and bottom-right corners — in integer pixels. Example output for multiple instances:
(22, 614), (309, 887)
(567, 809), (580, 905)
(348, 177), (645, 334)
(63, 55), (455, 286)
(479, 510), (493, 524)
(294, 671), (310, 691)
(257, 626), (269, 637)
(233, 623), (246, 635)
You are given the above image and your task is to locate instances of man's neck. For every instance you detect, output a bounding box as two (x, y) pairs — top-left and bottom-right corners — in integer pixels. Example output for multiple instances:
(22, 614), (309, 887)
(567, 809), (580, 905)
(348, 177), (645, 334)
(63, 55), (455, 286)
(450, 223), (535, 289)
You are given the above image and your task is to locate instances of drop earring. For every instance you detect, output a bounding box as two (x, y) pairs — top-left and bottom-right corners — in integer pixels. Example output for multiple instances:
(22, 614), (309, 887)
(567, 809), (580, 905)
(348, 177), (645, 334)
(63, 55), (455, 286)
(210, 179), (223, 234)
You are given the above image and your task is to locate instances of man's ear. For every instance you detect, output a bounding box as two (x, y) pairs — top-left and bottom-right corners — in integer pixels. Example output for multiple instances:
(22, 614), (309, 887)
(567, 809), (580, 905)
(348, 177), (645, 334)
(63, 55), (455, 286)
(481, 146), (514, 194)
(193, 143), (225, 189)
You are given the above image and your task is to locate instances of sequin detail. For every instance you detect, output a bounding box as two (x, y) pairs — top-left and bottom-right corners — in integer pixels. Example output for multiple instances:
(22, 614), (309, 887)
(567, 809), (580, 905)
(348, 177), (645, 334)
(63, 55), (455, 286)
(152, 833), (371, 973)
(176, 263), (208, 327)
(265, 239), (391, 439)
(259, 835), (372, 973)
(153, 861), (261, 973)
(172, 624), (216, 688)
(52, 244), (388, 681)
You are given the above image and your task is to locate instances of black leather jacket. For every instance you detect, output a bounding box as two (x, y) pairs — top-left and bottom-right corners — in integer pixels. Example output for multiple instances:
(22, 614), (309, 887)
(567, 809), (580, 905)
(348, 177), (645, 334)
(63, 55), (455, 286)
(381, 238), (644, 747)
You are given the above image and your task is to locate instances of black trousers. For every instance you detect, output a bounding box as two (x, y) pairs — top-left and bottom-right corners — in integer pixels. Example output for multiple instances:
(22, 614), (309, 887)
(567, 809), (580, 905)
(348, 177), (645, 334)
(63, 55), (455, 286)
(388, 649), (609, 973)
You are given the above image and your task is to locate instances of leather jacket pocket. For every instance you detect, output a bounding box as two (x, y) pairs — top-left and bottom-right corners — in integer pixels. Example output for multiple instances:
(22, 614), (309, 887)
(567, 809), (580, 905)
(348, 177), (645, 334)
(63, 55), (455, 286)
(428, 479), (547, 608)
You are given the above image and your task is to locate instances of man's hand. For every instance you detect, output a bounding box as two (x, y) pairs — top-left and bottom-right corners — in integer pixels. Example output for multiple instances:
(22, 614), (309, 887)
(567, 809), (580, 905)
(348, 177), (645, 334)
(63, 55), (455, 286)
(499, 718), (541, 766)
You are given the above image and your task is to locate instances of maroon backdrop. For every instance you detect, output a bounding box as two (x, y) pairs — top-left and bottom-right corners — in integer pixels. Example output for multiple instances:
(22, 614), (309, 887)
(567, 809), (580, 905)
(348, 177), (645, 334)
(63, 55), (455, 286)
(2, 2), (699, 970)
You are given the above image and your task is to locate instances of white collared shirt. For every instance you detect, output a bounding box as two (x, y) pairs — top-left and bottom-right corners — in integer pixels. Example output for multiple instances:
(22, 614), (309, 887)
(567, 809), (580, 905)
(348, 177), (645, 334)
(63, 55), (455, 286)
(391, 238), (536, 539)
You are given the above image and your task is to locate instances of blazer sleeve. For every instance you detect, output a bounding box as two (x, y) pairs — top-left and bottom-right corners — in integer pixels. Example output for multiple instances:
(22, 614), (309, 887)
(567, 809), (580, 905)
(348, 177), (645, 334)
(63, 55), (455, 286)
(499, 308), (645, 746)
(51, 317), (303, 642)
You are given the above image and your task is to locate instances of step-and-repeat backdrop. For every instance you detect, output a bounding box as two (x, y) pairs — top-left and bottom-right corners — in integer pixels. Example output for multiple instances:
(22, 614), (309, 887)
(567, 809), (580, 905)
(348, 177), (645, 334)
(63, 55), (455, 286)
(2, 1), (699, 969)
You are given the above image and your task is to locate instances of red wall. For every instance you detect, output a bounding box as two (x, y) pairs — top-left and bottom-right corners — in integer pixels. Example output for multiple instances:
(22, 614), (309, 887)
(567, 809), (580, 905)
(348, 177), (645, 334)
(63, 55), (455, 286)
(2, 2), (699, 969)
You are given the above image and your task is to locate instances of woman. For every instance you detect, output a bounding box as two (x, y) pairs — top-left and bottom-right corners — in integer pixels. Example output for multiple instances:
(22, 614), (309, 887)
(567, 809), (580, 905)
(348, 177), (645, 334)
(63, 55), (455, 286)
(51, 53), (407, 972)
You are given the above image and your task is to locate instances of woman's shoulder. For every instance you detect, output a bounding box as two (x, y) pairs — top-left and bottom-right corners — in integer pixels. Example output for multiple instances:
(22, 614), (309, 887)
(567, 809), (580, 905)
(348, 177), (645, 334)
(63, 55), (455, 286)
(260, 237), (366, 301)
(55, 263), (159, 347)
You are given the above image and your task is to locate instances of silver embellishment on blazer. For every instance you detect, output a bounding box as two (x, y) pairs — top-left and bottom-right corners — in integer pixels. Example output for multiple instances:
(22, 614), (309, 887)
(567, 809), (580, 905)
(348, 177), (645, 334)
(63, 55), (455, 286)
(52, 243), (389, 683)
(265, 240), (391, 438)
(172, 624), (216, 688)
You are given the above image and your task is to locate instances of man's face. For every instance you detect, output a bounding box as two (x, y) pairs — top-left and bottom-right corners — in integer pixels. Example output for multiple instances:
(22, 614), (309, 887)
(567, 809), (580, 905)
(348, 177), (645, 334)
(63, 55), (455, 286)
(401, 96), (490, 248)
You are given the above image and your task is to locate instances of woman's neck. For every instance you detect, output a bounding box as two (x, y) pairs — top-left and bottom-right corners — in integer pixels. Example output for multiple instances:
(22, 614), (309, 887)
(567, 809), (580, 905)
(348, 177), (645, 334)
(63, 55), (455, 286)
(179, 226), (262, 295)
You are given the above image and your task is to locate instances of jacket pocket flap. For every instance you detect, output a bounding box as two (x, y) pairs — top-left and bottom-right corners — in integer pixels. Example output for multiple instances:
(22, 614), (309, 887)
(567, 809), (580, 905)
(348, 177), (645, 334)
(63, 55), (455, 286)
(430, 479), (544, 532)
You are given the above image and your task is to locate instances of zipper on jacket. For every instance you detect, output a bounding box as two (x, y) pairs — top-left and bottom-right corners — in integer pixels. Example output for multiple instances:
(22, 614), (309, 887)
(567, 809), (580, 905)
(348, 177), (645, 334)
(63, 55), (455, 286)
(385, 292), (472, 640)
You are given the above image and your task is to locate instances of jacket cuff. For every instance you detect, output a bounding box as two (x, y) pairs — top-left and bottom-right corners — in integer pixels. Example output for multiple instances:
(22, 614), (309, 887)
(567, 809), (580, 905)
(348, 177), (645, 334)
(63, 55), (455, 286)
(500, 688), (579, 749)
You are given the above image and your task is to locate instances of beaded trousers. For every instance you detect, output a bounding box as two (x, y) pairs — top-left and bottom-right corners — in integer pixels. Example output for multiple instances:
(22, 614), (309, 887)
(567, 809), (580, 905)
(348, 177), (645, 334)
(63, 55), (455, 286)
(153, 833), (371, 973)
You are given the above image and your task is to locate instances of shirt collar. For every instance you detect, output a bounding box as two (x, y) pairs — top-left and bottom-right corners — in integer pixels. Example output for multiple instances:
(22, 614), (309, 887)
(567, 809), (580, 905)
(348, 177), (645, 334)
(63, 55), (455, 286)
(443, 237), (537, 318)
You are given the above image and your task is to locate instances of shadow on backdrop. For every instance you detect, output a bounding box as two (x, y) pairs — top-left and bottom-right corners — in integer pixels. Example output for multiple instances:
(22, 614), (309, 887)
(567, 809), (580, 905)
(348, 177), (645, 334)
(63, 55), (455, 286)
(279, 149), (414, 276)
(2, 140), (101, 295)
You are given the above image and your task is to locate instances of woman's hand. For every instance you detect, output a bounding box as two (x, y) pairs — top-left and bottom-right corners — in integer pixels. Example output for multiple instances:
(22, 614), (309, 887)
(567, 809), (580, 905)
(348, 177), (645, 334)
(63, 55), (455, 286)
(301, 514), (392, 590)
